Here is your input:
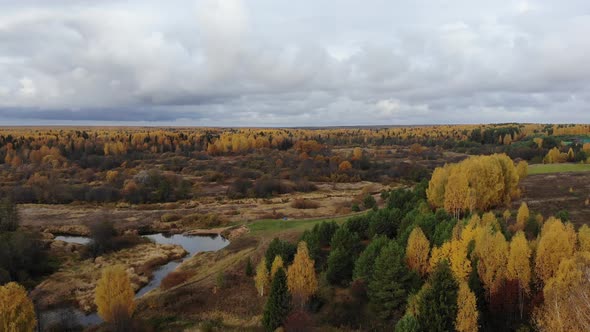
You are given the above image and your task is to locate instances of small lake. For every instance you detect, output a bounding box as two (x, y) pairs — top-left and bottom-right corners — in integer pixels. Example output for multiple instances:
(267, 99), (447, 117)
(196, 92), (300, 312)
(39, 233), (229, 330)
(136, 233), (229, 297)
(54, 235), (91, 245)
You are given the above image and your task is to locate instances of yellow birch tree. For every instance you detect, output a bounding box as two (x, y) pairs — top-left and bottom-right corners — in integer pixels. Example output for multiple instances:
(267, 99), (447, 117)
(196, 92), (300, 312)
(95, 265), (136, 324)
(270, 255), (284, 279)
(406, 227), (431, 277)
(0, 282), (37, 332)
(455, 282), (479, 332)
(287, 242), (318, 306)
(506, 231), (531, 319)
(255, 260), (270, 297)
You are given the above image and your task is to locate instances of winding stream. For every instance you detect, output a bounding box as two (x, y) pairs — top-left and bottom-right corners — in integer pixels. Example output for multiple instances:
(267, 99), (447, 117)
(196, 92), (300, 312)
(39, 233), (229, 330)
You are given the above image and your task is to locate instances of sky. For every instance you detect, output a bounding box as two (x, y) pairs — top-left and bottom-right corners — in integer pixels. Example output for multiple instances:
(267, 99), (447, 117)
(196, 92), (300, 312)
(1, 0), (590, 126)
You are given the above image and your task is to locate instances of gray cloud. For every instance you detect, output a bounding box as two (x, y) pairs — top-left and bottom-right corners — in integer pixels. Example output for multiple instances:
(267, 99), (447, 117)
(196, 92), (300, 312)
(1, 0), (590, 126)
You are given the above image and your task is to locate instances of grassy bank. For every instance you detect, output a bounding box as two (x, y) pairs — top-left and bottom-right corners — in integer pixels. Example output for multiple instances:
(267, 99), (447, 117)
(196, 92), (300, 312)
(528, 163), (590, 175)
(246, 214), (356, 234)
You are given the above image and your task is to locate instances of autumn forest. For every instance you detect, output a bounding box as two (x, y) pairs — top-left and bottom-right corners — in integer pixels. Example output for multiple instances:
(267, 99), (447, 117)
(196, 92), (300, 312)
(1, 123), (590, 331)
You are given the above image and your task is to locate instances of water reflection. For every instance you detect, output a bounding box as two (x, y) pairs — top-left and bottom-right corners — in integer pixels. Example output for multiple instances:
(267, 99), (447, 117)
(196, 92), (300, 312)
(54, 235), (91, 245)
(39, 233), (229, 330)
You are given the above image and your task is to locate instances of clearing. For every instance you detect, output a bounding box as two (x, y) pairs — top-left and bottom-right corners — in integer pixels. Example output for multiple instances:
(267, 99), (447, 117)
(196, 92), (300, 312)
(528, 163), (590, 175)
(515, 172), (590, 226)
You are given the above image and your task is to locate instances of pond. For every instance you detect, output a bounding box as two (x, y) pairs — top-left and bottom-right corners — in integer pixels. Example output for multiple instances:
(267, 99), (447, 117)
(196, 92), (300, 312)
(136, 233), (229, 297)
(39, 233), (229, 330)
(54, 235), (91, 245)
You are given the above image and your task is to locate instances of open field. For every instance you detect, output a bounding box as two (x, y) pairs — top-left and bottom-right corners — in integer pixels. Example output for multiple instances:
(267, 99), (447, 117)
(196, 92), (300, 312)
(246, 214), (353, 234)
(528, 163), (590, 174)
(515, 172), (590, 226)
(18, 181), (386, 236)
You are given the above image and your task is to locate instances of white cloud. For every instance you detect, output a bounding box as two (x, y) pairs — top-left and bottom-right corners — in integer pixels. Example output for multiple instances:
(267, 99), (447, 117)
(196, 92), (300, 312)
(18, 77), (36, 97)
(0, 0), (590, 125)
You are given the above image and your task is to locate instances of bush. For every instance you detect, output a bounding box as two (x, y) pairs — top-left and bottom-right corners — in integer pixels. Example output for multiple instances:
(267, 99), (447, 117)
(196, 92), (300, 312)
(0, 198), (18, 232)
(351, 203), (360, 212)
(253, 176), (294, 197)
(363, 194), (377, 209)
(181, 213), (227, 228)
(0, 231), (56, 287)
(227, 178), (253, 198)
(245, 257), (254, 277)
(161, 213), (181, 223)
(161, 271), (192, 290)
(555, 210), (570, 221)
(291, 199), (320, 209)
(294, 180), (317, 193)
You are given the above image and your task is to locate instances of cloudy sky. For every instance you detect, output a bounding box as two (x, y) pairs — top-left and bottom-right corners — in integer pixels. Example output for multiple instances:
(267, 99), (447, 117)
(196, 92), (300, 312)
(1, 0), (590, 126)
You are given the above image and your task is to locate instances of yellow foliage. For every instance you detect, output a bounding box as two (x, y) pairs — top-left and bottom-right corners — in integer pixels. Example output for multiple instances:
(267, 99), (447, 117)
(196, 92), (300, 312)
(449, 240), (472, 281)
(406, 227), (431, 277)
(287, 242), (318, 304)
(579, 224), (590, 252)
(534, 252), (590, 332)
(535, 217), (577, 284)
(429, 239), (471, 281)
(455, 282), (479, 332)
(515, 202), (529, 232)
(429, 242), (452, 273)
(351, 147), (363, 160)
(338, 160), (352, 171)
(94, 265), (136, 323)
(544, 147), (567, 164)
(481, 212), (501, 232)
(474, 227), (508, 296)
(444, 170), (470, 219)
(0, 282), (37, 332)
(428, 154), (521, 214)
(502, 209), (511, 222)
(426, 166), (449, 208)
(506, 232), (531, 294)
(270, 255), (284, 278)
(254, 260), (269, 297)
(516, 160), (528, 179)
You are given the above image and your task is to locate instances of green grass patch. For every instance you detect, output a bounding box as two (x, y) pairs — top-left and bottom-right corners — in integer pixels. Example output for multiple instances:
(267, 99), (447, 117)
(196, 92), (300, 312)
(528, 163), (590, 175)
(247, 214), (354, 234)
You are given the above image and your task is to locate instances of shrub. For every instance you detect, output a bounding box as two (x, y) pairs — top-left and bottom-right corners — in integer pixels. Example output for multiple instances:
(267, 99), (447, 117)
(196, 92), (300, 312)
(555, 210), (570, 221)
(294, 180), (317, 193)
(363, 194), (377, 209)
(161, 271), (192, 290)
(0, 198), (18, 232)
(291, 199), (320, 209)
(253, 176), (294, 197)
(87, 220), (117, 257)
(161, 213), (182, 223)
(181, 213), (227, 228)
(245, 257), (254, 277)
(216, 271), (226, 289)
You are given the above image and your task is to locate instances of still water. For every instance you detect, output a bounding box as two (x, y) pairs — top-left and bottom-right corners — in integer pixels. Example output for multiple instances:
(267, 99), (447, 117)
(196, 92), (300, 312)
(38, 233), (229, 331)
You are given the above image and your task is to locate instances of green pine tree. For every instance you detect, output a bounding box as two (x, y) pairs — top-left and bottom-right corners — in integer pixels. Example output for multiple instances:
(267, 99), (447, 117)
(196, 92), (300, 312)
(416, 261), (459, 332)
(262, 268), (292, 331)
(245, 257), (254, 277)
(353, 235), (388, 281)
(395, 314), (419, 332)
(326, 227), (361, 285)
(265, 238), (296, 269)
(326, 247), (354, 285)
(368, 240), (417, 320)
